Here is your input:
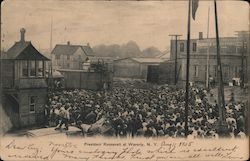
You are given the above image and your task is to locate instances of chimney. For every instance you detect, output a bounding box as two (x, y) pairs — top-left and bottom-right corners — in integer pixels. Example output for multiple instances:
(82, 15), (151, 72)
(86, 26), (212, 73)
(67, 41), (70, 45)
(199, 32), (203, 40)
(20, 28), (26, 43)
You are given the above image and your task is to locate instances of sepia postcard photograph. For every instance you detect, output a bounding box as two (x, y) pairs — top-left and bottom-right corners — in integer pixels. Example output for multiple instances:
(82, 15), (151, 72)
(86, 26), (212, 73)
(0, 0), (249, 160)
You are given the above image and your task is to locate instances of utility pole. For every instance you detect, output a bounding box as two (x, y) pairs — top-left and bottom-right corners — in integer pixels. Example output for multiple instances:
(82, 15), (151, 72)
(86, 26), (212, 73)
(169, 34), (182, 85)
(214, 0), (227, 137)
(50, 17), (53, 54)
(206, 7), (210, 89)
(184, 0), (191, 137)
(49, 17), (54, 91)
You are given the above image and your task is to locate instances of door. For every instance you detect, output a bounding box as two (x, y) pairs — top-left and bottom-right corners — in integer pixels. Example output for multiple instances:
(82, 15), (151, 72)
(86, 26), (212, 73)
(147, 65), (159, 83)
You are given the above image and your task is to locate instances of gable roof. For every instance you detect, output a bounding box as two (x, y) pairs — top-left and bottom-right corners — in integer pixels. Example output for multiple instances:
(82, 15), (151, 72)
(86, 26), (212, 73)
(5, 41), (50, 60)
(113, 57), (138, 63)
(6, 41), (30, 59)
(155, 52), (170, 59)
(51, 44), (95, 56)
(89, 56), (116, 63)
(81, 45), (95, 56)
(114, 57), (164, 64)
(51, 44), (81, 56)
(132, 58), (164, 64)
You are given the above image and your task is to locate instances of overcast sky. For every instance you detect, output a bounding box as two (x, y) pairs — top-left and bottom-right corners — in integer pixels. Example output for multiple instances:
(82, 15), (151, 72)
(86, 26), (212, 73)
(1, 0), (249, 51)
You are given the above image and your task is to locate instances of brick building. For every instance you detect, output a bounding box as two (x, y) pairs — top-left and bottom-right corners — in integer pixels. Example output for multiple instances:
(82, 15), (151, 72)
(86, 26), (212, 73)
(160, 32), (249, 85)
(1, 28), (50, 128)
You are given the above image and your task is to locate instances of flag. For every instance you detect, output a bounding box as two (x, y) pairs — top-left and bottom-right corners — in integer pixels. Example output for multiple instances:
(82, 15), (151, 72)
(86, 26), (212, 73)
(192, 0), (199, 20)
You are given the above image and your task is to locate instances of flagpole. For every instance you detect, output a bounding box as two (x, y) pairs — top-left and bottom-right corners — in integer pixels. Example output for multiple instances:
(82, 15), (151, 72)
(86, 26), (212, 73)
(50, 17), (53, 91)
(0, 6), (1, 56)
(206, 7), (210, 89)
(184, 0), (191, 137)
(214, 0), (227, 136)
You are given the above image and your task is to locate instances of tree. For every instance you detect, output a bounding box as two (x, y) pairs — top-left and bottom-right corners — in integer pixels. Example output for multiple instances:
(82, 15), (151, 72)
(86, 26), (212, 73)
(142, 46), (162, 58)
(92, 41), (142, 58)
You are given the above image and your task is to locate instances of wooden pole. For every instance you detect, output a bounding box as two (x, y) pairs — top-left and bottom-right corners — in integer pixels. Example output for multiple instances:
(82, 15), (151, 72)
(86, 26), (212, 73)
(185, 0), (191, 137)
(169, 34), (182, 85)
(50, 17), (53, 90)
(214, 0), (227, 135)
(0, 5), (2, 104)
(175, 37), (178, 85)
(206, 7), (210, 89)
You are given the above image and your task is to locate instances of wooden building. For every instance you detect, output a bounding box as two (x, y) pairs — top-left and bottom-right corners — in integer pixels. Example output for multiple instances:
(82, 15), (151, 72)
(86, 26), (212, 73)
(113, 57), (164, 80)
(1, 28), (50, 128)
(52, 42), (95, 70)
(58, 69), (113, 91)
(147, 60), (175, 84)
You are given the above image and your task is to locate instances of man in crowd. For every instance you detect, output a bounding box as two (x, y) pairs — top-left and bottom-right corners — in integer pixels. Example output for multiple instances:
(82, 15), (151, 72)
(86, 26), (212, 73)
(46, 81), (247, 138)
(55, 105), (71, 130)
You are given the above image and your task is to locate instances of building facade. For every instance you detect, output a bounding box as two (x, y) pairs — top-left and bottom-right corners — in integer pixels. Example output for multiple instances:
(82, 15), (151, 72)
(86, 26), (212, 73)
(165, 32), (249, 85)
(1, 28), (50, 129)
(113, 57), (164, 80)
(52, 42), (95, 70)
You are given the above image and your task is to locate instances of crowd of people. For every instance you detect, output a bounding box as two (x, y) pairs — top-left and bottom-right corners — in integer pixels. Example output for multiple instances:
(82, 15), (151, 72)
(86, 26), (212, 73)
(44, 82), (248, 139)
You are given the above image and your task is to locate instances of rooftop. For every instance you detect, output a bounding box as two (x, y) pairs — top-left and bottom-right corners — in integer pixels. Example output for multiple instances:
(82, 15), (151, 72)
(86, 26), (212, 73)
(132, 58), (165, 63)
(5, 41), (50, 60)
(114, 57), (165, 64)
(51, 44), (95, 56)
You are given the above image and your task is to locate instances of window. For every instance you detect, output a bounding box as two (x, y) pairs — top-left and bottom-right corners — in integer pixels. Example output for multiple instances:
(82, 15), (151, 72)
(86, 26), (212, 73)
(37, 61), (44, 77)
(234, 67), (239, 77)
(236, 47), (242, 54)
(223, 66), (230, 78)
(199, 47), (207, 53)
(67, 63), (70, 68)
(56, 59), (60, 66)
(180, 43), (185, 52)
(67, 55), (70, 60)
(194, 65), (199, 77)
(22, 60), (28, 77)
(227, 46), (236, 53)
(29, 61), (36, 77)
(193, 42), (197, 52)
(221, 46), (227, 53)
(55, 55), (60, 59)
(29, 96), (36, 113)
(243, 42), (247, 52)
